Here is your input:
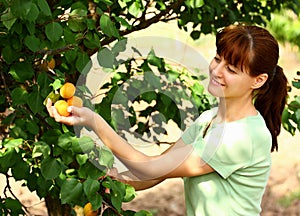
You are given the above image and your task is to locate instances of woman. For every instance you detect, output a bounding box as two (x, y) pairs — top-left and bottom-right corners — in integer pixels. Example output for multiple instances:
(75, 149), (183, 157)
(47, 24), (288, 215)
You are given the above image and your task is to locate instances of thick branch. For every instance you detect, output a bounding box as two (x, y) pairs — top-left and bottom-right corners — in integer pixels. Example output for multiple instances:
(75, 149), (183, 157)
(100, 0), (185, 47)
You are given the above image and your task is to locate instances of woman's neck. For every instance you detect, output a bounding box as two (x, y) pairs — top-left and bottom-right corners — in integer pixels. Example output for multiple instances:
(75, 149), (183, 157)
(215, 97), (257, 123)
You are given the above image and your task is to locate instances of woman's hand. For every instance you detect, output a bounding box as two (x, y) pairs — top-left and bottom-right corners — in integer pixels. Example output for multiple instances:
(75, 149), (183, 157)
(46, 98), (95, 128)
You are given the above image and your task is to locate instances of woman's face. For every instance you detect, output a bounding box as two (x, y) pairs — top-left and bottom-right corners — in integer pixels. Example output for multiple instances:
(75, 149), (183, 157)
(208, 54), (256, 99)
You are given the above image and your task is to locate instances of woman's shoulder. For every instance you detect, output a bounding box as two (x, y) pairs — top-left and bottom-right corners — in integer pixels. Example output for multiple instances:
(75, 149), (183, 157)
(195, 107), (218, 124)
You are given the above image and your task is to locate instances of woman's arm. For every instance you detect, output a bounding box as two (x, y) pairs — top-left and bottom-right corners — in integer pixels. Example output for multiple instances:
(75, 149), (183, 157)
(112, 170), (165, 191)
(47, 100), (214, 180)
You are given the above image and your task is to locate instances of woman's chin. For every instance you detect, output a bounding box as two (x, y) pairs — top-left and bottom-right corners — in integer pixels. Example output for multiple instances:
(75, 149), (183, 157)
(208, 86), (224, 98)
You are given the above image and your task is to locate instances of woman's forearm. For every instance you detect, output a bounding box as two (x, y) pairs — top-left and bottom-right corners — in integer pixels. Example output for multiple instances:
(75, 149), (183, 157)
(90, 113), (148, 161)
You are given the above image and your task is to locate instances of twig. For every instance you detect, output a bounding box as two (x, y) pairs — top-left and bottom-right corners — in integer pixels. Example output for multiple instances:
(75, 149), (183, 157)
(35, 44), (76, 56)
(4, 174), (30, 215)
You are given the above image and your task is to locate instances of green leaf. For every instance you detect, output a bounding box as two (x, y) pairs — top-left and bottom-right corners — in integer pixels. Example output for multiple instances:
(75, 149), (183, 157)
(166, 70), (180, 82)
(187, 0), (205, 8)
(134, 210), (153, 216)
(99, 146), (114, 168)
(27, 91), (43, 114)
(76, 52), (91, 72)
(37, 0), (51, 16)
(128, 1), (143, 17)
(78, 161), (105, 179)
(76, 136), (95, 153)
(45, 22), (63, 42)
(118, 0), (127, 8)
(1, 9), (17, 30)
(60, 178), (83, 204)
(83, 178), (100, 199)
(26, 22), (35, 34)
(43, 91), (60, 105)
(65, 50), (77, 63)
(3, 138), (23, 148)
(2, 45), (17, 64)
(26, 3), (39, 22)
(41, 157), (62, 180)
(76, 154), (88, 166)
(24, 35), (41, 52)
(36, 175), (52, 197)
(0, 148), (18, 173)
(191, 30), (201, 40)
(100, 14), (120, 38)
(109, 180), (124, 212)
(58, 133), (76, 151)
(68, 18), (86, 32)
(50, 79), (63, 91)
(4, 198), (24, 215)
(90, 193), (103, 210)
(123, 184), (136, 202)
(112, 38), (128, 54)
(9, 62), (34, 82)
(144, 71), (162, 89)
(37, 71), (51, 97)
(114, 16), (132, 30)
(26, 120), (40, 135)
(11, 160), (30, 180)
(97, 47), (115, 69)
(292, 80), (300, 89)
(141, 91), (157, 103)
(32, 142), (51, 158)
(11, 87), (28, 106)
(11, 0), (32, 19)
(191, 82), (204, 95)
(147, 49), (164, 69)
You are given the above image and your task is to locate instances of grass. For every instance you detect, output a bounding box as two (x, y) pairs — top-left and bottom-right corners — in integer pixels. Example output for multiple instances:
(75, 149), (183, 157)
(278, 187), (300, 208)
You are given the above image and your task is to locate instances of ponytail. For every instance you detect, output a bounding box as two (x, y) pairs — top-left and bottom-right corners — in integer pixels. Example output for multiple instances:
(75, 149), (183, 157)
(254, 65), (288, 152)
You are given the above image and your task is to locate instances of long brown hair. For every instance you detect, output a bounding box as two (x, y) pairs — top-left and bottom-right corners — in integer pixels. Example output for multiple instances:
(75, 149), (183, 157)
(216, 24), (288, 152)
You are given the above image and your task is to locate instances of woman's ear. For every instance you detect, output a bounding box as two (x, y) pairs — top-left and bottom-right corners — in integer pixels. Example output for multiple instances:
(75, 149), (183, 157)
(252, 73), (268, 89)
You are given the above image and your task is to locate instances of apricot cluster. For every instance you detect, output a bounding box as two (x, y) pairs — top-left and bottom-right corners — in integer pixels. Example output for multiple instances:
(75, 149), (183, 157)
(54, 82), (83, 116)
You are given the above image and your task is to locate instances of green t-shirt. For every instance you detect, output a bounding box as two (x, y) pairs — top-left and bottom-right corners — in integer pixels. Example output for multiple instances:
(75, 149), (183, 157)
(182, 107), (272, 216)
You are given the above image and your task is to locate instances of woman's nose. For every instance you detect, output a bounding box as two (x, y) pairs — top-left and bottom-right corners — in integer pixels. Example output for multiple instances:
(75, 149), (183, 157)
(211, 63), (224, 77)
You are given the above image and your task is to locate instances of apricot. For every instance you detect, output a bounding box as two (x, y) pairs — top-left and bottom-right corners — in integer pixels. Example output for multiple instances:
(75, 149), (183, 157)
(60, 82), (76, 99)
(67, 96), (83, 107)
(54, 100), (70, 117)
(83, 202), (98, 216)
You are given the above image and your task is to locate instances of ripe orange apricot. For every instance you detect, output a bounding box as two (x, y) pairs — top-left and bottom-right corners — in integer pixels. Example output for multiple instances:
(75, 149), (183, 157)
(67, 96), (83, 107)
(60, 82), (76, 99)
(83, 203), (98, 216)
(54, 100), (70, 117)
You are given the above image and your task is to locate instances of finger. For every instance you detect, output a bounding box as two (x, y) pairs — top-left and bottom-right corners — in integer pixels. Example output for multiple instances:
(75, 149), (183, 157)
(46, 98), (54, 117)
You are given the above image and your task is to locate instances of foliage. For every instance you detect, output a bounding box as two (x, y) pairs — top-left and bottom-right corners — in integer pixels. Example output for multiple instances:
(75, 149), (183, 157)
(0, 0), (298, 215)
(267, 4), (300, 136)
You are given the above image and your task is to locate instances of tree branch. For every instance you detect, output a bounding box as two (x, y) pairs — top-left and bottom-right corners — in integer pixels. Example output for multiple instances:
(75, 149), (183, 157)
(100, 0), (185, 47)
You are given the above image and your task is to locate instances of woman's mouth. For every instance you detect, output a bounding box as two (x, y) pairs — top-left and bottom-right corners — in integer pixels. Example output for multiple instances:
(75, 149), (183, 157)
(211, 78), (224, 86)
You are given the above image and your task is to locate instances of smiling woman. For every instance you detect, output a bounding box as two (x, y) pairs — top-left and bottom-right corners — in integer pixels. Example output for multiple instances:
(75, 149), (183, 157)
(47, 24), (288, 216)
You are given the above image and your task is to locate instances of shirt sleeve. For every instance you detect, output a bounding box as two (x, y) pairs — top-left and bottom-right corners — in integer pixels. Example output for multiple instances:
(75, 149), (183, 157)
(202, 123), (253, 179)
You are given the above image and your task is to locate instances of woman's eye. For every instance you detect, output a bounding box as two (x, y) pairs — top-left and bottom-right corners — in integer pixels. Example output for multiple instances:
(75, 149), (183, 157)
(214, 56), (221, 62)
(226, 66), (236, 73)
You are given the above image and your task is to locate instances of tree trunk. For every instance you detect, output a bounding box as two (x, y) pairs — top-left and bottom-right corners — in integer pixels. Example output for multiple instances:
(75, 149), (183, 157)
(45, 194), (72, 216)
